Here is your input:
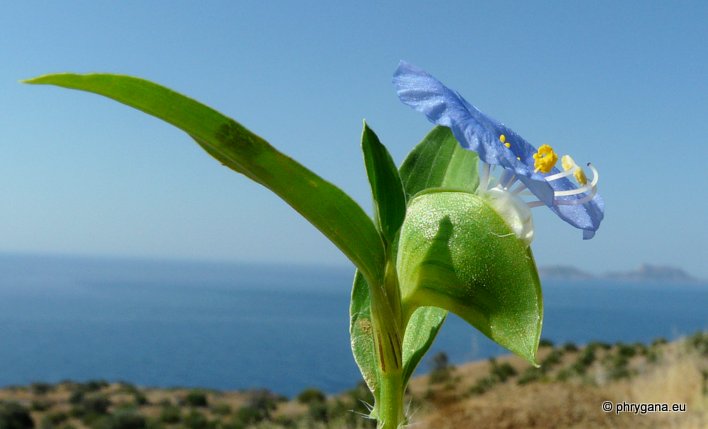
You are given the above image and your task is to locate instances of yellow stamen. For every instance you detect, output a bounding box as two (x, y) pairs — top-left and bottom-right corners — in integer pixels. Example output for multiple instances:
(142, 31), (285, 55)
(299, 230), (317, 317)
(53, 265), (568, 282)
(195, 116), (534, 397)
(499, 134), (506, 143)
(505, 142), (511, 148)
(575, 169), (588, 185)
(561, 155), (587, 185)
(533, 144), (558, 173)
(561, 155), (574, 171)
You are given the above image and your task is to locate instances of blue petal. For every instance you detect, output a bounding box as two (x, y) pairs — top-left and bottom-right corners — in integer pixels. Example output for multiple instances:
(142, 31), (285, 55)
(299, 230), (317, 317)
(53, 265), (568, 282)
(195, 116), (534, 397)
(394, 62), (514, 167)
(393, 61), (555, 205)
(547, 175), (605, 239)
(523, 171), (604, 239)
(393, 61), (605, 239)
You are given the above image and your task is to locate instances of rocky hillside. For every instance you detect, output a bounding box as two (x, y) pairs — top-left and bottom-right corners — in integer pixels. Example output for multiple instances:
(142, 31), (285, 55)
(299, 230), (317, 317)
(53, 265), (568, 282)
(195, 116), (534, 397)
(1, 332), (706, 429)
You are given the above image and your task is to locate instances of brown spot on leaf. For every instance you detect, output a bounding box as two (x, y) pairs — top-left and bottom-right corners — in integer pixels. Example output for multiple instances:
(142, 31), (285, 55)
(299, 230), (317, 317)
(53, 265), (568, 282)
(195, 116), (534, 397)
(214, 120), (264, 157)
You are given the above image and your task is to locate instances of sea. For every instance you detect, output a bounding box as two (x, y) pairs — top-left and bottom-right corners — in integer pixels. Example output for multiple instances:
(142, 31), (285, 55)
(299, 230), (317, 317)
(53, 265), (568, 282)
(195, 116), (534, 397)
(0, 253), (706, 397)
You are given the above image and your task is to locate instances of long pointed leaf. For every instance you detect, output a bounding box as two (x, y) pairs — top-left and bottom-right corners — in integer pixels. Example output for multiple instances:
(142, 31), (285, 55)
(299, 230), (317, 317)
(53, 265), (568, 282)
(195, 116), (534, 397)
(26, 73), (385, 284)
(361, 122), (406, 246)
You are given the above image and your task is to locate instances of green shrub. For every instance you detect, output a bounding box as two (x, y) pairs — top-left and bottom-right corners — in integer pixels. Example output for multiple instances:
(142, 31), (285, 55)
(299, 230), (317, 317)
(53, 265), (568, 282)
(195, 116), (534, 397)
(572, 347), (596, 373)
(0, 402), (34, 429)
(633, 342), (648, 356)
(538, 338), (554, 348)
(651, 337), (668, 347)
(272, 415), (297, 428)
(42, 413), (67, 426)
(81, 381), (109, 393)
(158, 405), (180, 424)
(231, 390), (279, 427)
(68, 391), (84, 406)
(246, 390), (277, 418)
(556, 368), (573, 381)
(605, 353), (632, 381)
(615, 343), (637, 359)
(96, 412), (146, 429)
(30, 401), (52, 412)
(210, 403), (231, 416)
(182, 411), (210, 429)
(562, 342), (579, 352)
(38, 418), (54, 429)
(517, 367), (543, 385)
(81, 394), (112, 416)
(144, 418), (163, 429)
(131, 392), (148, 407)
(39, 413), (68, 429)
(308, 401), (329, 423)
(646, 348), (660, 363)
(490, 361), (517, 382)
(607, 365), (631, 380)
(70, 393), (112, 426)
(587, 341), (611, 351)
(688, 332), (708, 356)
(540, 349), (564, 371)
(30, 383), (53, 396)
(467, 358), (517, 395)
(297, 388), (326, 405)
(428, 352), (454, 384)
(117, 385), (147, 407)
(233, 406), (261, 427)
(469, 376), (496, 395)
(184, 391), (208, 408)
(326, 399), (348, 418)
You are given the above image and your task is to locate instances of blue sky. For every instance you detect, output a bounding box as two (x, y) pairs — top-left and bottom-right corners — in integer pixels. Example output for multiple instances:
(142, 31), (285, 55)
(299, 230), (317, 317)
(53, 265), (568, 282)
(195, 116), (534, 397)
(1, 1), (707, 277)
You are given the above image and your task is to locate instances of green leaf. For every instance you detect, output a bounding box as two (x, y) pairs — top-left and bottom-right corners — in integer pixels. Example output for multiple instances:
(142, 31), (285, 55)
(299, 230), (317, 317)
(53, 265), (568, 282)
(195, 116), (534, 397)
(397, 125), (479, 384)
(349, 270), (380, 414)
(400, 306), (446, 384)
(25, 73), (385, 285)
(397, 191), (543, 364)
(361, 122), (406, 246)
(399, 126), (479, 198)
(350, 126), (482, 390)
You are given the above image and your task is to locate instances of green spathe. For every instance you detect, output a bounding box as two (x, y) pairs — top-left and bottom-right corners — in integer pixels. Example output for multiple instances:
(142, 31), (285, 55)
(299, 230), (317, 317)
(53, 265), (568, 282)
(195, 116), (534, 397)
(397, 190), (543, 364)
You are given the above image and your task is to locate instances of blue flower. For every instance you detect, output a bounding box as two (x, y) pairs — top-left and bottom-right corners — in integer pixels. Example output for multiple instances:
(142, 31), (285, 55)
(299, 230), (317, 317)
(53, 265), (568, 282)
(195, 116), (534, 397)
(393, 61), (604, 240)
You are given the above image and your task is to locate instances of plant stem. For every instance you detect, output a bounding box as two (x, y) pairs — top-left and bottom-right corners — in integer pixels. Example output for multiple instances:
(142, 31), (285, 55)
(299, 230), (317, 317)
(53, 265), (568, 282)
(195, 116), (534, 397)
(370, 282), (405, 429)
(378, 370), (405, 429)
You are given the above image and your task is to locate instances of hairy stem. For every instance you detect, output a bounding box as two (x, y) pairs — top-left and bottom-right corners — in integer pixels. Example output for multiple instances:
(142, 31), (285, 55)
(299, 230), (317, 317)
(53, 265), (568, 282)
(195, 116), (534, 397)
(370, 278), (405, 429)
(378, 370), (405, 429)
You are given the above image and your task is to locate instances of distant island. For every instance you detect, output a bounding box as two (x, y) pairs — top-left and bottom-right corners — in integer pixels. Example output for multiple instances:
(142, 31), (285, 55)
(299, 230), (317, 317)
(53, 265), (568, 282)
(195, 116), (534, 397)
(539, 263), (706, 284)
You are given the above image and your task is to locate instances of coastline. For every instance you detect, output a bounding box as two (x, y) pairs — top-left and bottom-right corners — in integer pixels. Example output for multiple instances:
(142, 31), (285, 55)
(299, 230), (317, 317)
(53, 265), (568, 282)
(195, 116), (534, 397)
(2, 332), (706, 429)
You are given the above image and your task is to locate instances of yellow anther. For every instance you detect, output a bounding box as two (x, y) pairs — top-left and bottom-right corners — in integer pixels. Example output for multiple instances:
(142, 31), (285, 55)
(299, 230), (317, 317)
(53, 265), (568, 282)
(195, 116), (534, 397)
(516, 156), (521, 160)
(533, 144), (558, 173)
(561, 155), (575, 171)
(500, 135), (511, 148)
(574, 169), (588, 185)
(561, 155), (588, 185)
